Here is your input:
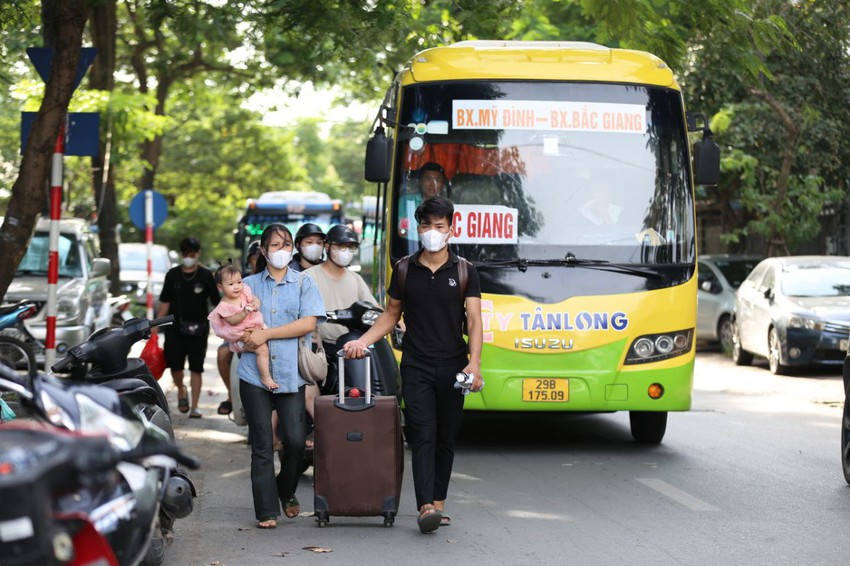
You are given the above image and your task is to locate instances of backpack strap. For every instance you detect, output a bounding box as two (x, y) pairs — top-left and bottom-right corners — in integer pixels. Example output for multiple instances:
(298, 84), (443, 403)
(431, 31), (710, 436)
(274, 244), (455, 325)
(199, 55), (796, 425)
(457, 256), (469, 299)
(395, 255), (411, 307)
(396, 254), (468, 304)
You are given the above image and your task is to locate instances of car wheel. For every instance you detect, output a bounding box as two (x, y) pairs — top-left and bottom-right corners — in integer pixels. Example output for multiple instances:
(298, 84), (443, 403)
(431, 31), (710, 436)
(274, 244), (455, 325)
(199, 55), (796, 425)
(842, 392), (850, 485)
(717, 315), (734, 355)
(629, 411), (667, 444)
(731, 321), (753, 366)
(768, 327), (788, 375)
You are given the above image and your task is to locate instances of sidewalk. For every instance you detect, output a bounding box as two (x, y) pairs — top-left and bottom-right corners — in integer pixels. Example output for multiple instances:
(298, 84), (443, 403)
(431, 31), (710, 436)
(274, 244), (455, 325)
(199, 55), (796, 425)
(147, 337), (422, 565)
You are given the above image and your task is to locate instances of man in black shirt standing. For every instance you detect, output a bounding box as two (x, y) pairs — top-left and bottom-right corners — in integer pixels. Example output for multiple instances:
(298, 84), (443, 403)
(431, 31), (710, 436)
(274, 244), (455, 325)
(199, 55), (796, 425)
(156, 237), (220, 418)
(343, 197), (483, 534)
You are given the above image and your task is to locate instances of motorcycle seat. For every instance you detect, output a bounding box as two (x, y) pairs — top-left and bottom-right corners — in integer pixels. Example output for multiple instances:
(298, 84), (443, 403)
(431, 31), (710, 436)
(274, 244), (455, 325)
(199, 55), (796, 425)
(0, 300), (33, 317)
(99, 378), (161, 406)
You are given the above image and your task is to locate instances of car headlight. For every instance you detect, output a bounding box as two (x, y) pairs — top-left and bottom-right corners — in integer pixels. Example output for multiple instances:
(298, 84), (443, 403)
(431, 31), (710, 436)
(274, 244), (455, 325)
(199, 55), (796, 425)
(56, 296), (82, 322)
(788, 316), (824, 331)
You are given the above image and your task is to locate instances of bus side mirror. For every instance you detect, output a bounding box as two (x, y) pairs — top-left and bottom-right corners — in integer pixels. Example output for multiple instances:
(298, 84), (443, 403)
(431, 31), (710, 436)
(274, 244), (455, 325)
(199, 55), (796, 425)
(693, 136), (720, 186)
(689, 112), (721, 187)
(365, 127), (392, 183)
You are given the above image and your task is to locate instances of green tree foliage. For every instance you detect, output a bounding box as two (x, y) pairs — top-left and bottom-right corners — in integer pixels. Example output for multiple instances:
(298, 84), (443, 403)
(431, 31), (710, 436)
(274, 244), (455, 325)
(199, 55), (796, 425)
(685, 0), (849, 253)
(130, 81), (308, 261)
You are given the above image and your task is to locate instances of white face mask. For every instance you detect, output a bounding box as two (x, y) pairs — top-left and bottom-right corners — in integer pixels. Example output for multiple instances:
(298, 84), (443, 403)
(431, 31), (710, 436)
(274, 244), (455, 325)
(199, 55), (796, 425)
(301, 243), (324, 263)
(266, 249), (292, 270)
(420, 229), (450, 252)
(182, 257), (197, 268)
(330, 248), (354, 267)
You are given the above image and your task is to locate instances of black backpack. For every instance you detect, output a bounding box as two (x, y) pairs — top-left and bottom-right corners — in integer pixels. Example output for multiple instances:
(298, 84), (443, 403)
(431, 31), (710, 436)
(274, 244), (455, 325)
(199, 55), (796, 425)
(394, 254), (469, 305)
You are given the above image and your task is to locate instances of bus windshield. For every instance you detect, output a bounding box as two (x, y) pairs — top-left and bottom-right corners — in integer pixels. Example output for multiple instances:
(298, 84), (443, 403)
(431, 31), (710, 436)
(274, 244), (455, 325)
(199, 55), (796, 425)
(391, 82), (694, 267)
(235, 191), (344, 269)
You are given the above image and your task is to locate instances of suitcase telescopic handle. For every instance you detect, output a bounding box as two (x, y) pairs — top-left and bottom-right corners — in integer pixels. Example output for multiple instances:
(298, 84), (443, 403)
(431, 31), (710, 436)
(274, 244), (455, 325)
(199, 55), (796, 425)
(336, 349), (372, 405)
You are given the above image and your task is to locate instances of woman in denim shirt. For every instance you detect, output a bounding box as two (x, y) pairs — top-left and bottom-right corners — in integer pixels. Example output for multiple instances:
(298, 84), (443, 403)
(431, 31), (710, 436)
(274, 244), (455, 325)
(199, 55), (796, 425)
(239, 224), (326, 529)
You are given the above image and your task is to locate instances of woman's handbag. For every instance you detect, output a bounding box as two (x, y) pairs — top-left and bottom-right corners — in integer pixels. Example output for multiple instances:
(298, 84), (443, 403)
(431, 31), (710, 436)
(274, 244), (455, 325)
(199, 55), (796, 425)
(295, 273), (327, 384)
(298, 336), (327, 384)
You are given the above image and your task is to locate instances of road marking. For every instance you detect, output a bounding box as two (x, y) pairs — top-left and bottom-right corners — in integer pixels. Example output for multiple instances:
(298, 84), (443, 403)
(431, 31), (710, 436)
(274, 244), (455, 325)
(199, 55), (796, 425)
(637, 478), (719, 511)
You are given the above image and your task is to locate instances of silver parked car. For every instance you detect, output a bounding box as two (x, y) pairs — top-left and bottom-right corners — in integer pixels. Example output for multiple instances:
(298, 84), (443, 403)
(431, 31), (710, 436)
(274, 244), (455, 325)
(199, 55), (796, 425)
(697, 255), (762, 352)
(732, 256), (850, 374)
(3, 217), (111, 361)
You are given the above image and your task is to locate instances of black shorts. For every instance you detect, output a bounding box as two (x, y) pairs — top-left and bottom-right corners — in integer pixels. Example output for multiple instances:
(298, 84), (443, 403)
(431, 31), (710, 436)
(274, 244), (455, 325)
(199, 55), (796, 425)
(163, 328), (209, 373)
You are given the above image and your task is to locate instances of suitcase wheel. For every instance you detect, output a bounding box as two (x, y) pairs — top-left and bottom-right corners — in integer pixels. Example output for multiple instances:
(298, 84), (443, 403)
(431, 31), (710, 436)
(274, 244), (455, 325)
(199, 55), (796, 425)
(383, 518), (393, 528)
(316, 512), (329, 528)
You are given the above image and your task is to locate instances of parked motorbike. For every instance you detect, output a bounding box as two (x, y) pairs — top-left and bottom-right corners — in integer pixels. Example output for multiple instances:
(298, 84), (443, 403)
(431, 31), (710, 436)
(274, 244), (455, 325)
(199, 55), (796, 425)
(108, 294), (135, 327)
(0, 359), (199, 566)
(319, 300), (400, 400)
(50, 316), (196, 563)
(0, 300), (42, 375)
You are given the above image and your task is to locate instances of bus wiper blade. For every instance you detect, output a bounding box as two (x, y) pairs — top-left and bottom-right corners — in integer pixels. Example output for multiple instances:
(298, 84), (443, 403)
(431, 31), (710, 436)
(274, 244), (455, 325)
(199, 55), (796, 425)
(474, 254), (667, 278)
(473, 253), (608, 272)
(577, 262), (665, 279)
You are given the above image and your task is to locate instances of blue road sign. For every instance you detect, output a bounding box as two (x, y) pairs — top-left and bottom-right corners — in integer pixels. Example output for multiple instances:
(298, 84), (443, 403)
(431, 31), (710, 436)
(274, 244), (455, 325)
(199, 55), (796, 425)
(129, 190), (168, 230)
(26, 47), (97, 92)
(21, 112), (100, 156)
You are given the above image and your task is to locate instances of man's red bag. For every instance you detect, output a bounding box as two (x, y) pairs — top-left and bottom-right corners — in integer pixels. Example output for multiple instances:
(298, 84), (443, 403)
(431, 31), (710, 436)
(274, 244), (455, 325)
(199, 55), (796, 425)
(140, 336), (166, 380)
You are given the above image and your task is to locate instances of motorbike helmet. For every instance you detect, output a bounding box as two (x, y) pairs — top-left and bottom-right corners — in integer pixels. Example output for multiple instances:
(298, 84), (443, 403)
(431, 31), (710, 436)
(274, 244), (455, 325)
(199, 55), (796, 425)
(246, 240), (261, 258)
(294, 223), (326, 247)
(325, 224), (359, 246)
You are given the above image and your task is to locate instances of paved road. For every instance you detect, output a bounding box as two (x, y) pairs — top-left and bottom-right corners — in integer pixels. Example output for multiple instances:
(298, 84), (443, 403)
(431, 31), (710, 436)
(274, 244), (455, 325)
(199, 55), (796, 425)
(158, 341), (849, 565)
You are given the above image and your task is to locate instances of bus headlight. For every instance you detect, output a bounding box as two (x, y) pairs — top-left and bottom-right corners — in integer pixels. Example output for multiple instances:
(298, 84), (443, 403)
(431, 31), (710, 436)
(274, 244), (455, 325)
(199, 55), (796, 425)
(625, 329), (693, 365)
(633, 338), (654, 359)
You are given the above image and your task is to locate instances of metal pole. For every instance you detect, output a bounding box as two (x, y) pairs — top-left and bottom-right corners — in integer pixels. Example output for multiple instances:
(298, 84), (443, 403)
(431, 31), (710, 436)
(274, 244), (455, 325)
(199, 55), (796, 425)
(45, 122), (65, 370)
(145, 190), (154, 320)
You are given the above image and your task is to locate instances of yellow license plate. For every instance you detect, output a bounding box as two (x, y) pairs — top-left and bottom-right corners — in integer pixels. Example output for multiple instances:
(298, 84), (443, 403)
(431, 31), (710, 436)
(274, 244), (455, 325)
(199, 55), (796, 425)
(522, 378), (569, 402)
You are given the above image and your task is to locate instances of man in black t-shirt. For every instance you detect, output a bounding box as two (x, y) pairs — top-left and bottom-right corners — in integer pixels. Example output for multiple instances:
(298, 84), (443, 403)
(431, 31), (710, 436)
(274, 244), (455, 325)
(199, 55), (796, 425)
(155, 237), (220, 418)
(343, 197), (483, 534)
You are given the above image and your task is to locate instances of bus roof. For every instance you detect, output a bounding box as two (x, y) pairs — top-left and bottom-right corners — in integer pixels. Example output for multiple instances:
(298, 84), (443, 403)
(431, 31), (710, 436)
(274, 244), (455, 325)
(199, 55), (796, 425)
(401, 40), (677, 89)
(245, 191), (342, 215)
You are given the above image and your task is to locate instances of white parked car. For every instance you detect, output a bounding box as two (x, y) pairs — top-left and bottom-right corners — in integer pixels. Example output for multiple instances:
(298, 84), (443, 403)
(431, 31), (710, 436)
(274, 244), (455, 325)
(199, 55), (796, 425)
(118, 243), (173, 307)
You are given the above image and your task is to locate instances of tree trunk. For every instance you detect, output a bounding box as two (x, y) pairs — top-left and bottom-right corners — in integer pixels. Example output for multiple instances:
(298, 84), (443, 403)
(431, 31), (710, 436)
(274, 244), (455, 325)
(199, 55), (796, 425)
(89, 0), (121, 294)
(0, 0), (89, 300)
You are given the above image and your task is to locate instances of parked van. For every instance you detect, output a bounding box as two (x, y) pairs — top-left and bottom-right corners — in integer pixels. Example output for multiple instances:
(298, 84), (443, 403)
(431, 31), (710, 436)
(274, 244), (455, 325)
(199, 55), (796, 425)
(2, 217), (111, 361)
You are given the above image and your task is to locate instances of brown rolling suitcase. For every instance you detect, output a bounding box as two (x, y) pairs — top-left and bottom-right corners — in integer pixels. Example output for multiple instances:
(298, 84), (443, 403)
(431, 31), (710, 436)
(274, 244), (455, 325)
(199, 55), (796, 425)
(313, 350), (404, 527)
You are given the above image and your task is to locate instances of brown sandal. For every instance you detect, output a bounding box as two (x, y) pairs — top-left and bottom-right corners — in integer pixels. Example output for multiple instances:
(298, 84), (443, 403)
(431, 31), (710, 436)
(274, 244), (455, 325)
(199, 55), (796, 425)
(283, 496), (300, 518)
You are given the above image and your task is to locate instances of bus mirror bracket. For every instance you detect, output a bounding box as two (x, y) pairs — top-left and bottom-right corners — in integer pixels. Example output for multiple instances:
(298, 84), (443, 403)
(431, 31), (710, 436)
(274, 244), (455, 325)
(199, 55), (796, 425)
(689, 112), (721, 187)
(365, 125), (392, 183)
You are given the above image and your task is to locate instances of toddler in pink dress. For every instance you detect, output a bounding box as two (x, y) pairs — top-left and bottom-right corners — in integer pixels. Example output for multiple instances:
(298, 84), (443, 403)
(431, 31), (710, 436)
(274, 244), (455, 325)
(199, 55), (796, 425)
(208, 264), (277, 390)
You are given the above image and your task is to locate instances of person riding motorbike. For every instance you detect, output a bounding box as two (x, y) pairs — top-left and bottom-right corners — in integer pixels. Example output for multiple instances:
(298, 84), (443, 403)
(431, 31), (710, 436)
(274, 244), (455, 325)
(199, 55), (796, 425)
(289, 223), (326, 272)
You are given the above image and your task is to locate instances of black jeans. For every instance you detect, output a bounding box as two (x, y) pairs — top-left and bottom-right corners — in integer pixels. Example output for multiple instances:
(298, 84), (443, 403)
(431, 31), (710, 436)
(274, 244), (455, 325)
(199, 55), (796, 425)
(400, 353), (467, 510)
(239, 380), (306, 521)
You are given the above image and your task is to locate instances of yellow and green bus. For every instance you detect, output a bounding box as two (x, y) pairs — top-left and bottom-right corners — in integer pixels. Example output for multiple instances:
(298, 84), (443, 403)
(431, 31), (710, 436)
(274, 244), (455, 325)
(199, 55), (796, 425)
(364, 41), (719, 443)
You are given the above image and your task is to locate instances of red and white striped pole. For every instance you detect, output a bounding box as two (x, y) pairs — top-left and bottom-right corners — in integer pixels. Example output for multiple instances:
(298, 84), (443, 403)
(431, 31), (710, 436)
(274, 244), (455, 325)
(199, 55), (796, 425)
(145, 190), (154, 320)
(44, 122), (65, 370)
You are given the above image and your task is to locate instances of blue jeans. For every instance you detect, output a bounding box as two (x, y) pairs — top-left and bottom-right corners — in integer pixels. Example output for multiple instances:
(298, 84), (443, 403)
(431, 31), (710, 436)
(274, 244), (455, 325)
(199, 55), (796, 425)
(239, 380), (306, 521)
